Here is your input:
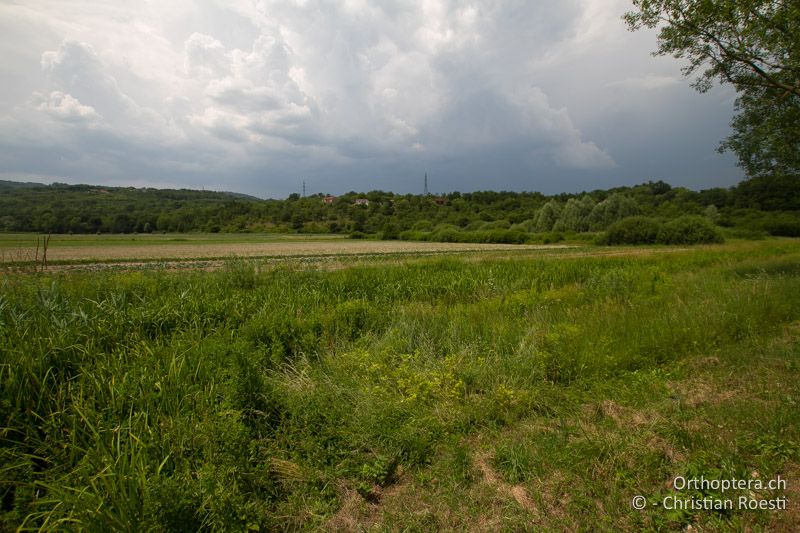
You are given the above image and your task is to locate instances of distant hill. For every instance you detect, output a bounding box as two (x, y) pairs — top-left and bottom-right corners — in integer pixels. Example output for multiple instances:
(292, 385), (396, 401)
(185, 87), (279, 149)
(0, 180), (261, 200)
(0, 179), (48, 189)
(0, 180), (266, 233)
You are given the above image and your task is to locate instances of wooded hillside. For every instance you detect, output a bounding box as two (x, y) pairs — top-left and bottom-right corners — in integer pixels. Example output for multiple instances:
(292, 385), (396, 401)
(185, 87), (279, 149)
(1, 176), (798, 238)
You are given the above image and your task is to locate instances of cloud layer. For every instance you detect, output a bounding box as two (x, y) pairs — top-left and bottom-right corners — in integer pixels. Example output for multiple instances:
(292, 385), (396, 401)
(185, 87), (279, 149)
(0, 0), (741, 197)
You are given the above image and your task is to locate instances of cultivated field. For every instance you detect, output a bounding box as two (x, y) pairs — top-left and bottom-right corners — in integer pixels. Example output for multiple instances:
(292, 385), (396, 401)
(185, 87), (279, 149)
(0, 233), (571, 265)
(1, 239), (799, 531)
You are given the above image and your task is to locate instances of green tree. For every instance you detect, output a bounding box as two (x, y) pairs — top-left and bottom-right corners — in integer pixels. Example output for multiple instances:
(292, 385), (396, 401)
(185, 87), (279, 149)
(625, 1), (800, 178)
(704, 204), (721, 223)
(112, 213), (133, 233)
(290, 213), (305, 231)
(554, 195), (595, 232)
(720, 86), (800, 177)
(381, 221), (399, 240)
(534, 200), (562, 232)
(351, 209), (367, 233)
(587, 193), (639, 230)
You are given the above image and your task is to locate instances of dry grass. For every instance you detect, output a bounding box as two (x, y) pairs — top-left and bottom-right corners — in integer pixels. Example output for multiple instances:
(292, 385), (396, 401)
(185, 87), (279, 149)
(473, 452), (537, 514)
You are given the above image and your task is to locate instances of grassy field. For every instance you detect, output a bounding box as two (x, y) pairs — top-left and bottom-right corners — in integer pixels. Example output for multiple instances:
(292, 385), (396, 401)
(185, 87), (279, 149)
(1, 239), (799, 531)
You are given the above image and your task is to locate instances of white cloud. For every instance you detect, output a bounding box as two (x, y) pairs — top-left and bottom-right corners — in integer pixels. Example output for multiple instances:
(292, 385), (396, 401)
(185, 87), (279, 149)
(184, 32), (230, 79)
(37, 39), (187, 147)
(33, 91), (101, 124)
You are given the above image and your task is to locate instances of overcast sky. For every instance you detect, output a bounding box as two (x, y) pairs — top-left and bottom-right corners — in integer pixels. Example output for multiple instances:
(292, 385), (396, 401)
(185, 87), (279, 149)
(0, 0), (742, 198)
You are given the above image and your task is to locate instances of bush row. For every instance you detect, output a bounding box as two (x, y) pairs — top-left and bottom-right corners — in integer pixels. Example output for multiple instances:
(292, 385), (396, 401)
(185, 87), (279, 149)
(398, 228), (531, 244)
(391, 216), (726, 247)
(601, 215), (724, 245)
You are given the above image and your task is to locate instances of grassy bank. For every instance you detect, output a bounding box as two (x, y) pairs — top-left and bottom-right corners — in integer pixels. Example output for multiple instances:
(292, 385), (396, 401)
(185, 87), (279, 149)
(1, 241), (799, 530)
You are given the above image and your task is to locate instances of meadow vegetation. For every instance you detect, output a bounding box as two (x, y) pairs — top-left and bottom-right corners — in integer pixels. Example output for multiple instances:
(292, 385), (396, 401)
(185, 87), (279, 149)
(1, 240), (799, 530)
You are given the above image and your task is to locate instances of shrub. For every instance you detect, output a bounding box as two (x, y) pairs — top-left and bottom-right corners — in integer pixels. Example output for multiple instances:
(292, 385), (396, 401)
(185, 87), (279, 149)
(481, 220), (511, 230)
(759, 213), (800, 237)
(464, 220), (487, 231)
(380, 222), (400, 240)
(407, 228), (530, 244)
(398, 230), (429, 241)
(603, 216), (662, 245)
(720, 227), (768, 240)
(431, 227), (462, 242)
(477, 229), (529, 244)
(411, 220), (433, 231)
(657, 215), (724, 244)
(532, 231), (564, 244)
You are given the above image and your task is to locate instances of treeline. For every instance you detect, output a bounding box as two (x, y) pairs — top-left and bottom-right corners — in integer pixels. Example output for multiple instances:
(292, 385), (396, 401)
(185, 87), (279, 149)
(0, 175), (798, 238)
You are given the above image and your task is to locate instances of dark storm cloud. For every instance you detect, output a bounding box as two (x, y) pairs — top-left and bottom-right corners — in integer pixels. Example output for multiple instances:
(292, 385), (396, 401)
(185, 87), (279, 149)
(0, 0), (741, 197)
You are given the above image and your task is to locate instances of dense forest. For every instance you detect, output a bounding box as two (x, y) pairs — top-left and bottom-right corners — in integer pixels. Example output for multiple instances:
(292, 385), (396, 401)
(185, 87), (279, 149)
(1, 176), (798, 240)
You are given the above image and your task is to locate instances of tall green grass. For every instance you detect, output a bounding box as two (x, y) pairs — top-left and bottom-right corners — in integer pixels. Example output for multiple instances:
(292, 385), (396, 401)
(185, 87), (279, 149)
(1, 241), (799, 530)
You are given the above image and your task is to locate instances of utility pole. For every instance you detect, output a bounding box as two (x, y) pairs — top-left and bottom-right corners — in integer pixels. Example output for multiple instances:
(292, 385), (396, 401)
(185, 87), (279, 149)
(424, 172), (429, 196)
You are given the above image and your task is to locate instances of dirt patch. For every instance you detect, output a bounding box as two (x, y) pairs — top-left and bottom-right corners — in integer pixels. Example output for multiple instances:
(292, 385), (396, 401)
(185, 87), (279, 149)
(324, 486), (374, 532)
(646, 435), (685, 464)
(474, 452), (537, 514)
(768, 463), (800, 531)
(596, 399), (659, 427)
(666, 379), (739, 409)
(323, 475), (414, 532)
(528, 471), (575, 527)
